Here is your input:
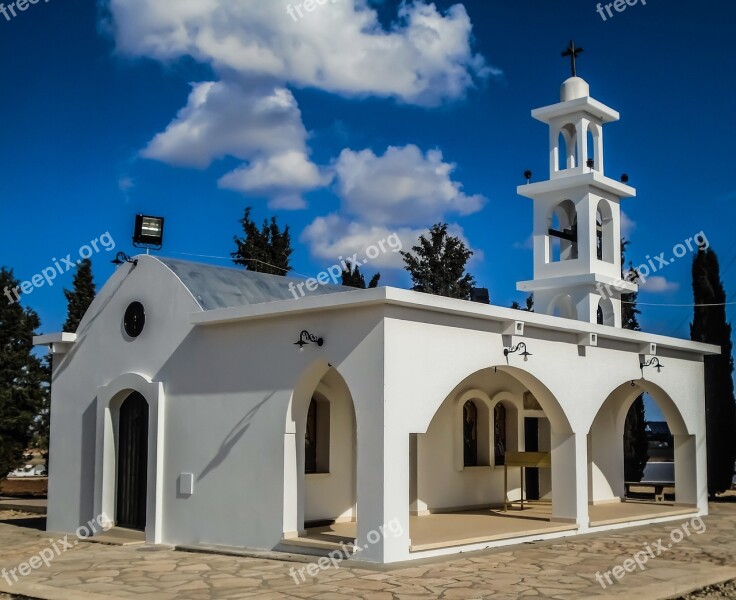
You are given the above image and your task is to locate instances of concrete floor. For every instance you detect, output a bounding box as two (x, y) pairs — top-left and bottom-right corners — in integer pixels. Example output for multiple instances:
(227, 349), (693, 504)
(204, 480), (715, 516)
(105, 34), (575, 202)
(286, 500), (699, 554)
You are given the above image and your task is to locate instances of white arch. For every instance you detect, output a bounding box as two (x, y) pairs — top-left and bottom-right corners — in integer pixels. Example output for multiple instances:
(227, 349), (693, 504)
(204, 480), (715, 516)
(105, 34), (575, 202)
(94, 372), (165, 544)
(284, 360), (357, 536)
(588, 380), (696, 505)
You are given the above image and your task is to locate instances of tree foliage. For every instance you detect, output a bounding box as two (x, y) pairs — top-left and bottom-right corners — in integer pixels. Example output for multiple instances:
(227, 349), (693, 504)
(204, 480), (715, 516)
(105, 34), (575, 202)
(0, 268), (48, 478)
(63, 258), (96, 332)
(401, 223), (474, 300)
(511, 294), (534, 312)
(341, 262), (380, 289)
(690, 246), (736, 496)
(232, 207), (293, 276)
(621, 238), (649, 483)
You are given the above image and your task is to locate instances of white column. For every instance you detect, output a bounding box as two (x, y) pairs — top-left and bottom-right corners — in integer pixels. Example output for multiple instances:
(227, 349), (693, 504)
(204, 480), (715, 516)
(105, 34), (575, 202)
(355, 411), (410, 563)
(551, 432), (588, 527)
(674, 434), (700, 508)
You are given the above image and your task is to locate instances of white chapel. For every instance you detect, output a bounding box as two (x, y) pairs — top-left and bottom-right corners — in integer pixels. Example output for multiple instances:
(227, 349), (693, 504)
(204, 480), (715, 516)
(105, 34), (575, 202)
(35, 71), (717, 564)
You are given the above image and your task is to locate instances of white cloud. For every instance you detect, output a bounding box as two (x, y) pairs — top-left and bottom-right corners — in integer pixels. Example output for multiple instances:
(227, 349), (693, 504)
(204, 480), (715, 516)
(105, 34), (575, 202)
(105, 1), (493, 106)
(142, 82), (309, 168)
(640, 275), (679, 293)
(513, 234), (533, 250)
(301, 214), (482, 270)
(621, 210), (636, 239)
(139, 80), (326, 208)
(334, 145), (486, 225)
(301, 214), (420, 269)
(118, 176), (134, 192)
(104, 1), (493, 209)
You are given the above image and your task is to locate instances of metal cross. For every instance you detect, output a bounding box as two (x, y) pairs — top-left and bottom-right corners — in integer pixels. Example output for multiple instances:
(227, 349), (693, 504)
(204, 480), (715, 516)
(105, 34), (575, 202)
(561, 40), (584, 77)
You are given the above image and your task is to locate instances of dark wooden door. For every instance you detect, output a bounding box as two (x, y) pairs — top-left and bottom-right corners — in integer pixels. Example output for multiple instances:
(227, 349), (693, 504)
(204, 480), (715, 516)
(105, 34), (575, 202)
(524, 417), (540, 501)
(116, 392), (148, 530)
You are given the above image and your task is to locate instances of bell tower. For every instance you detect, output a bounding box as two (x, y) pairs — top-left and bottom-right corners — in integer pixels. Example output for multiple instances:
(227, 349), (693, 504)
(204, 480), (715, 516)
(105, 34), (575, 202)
(517, 43), (637, 327)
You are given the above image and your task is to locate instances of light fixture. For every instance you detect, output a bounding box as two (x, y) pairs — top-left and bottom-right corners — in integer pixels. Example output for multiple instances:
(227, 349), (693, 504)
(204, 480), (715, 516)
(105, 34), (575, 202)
(586, 158), (595, 169)
(621, 173), (629, 183)
(111, 252), (138, 266)
(133, 214), (165, 250)
(294, 330), (324, 350)
(640, 357), (664, 373)
(524, 170), (532, 184)
(504, 342), (532, 362)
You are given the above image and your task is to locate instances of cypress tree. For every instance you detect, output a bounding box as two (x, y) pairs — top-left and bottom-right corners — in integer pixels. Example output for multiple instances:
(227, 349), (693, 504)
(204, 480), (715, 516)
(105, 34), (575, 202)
(401, 223), (475, 300)
(232, 207), (293, 275)
(63, 258), (96, 332)
(341, 262), (380, 289)
(0, 268), (48, 479)
(690, 246), (736, 496)
(621, 239), (649, 483)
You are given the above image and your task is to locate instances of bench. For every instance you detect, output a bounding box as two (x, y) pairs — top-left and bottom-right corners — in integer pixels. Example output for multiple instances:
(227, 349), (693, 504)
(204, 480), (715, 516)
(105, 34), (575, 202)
(624, 481), (674, 502)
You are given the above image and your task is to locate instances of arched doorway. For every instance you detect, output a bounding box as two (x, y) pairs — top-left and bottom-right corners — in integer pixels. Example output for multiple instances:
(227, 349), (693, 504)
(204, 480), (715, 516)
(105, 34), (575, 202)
(116, 391), (149, 530)
(587, 381), (698, 522)
(408, 366), (577, 551)
(284, 364), (357, 538)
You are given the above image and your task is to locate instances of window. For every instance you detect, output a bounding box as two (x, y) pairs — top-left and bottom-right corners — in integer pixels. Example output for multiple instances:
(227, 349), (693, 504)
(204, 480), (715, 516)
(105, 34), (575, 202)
(494, 404), (507, 466)
(463, 401), (478, 467)
(123, 302), (145, 338)
(305, 397), (330, 474)
(305, 400), (317, 474)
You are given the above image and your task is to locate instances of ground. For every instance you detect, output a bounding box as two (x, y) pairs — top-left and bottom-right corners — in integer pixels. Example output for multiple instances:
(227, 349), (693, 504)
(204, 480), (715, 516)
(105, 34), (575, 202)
(0, 478), (47, 498)
(0, 499), (735, 599)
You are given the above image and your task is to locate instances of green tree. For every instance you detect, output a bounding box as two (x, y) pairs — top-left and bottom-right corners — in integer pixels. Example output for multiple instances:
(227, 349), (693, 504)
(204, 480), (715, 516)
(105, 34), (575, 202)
(511, 294), (534, 312)
(401, 223), (474, 299)
(341, 261), (380, 289)
(690, 246), (736, 496)
(621, 239), (649, 483)
(232, 207), (293, 275)
(0, 268), (48, 479)
(63, 258), (96, 332)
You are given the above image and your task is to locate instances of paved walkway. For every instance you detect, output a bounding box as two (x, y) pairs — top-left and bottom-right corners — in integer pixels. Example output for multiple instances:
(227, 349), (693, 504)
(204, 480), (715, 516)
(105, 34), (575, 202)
(0, 502), (735, 600)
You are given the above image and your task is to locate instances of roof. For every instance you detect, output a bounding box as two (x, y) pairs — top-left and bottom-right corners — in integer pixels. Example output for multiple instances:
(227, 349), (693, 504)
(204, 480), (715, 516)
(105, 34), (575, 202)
(157, 257), (355, 311)
(646, 421), (672, 436)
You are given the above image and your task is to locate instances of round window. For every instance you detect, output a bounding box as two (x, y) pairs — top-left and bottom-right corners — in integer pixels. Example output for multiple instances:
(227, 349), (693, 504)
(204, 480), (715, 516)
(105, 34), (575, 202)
(124, 302), (145, 338)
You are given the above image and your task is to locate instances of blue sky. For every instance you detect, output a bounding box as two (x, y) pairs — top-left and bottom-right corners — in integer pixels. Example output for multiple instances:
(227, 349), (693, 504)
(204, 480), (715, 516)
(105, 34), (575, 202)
(1, 1), (735, 423)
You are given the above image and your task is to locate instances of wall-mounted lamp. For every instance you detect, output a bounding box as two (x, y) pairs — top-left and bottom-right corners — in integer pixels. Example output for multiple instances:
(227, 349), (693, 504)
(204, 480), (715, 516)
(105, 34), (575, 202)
(111, 252), (138, 266)
(640, 357), (664, 373)
(504, 342), (532, 362)
(294, 330), (324, 350)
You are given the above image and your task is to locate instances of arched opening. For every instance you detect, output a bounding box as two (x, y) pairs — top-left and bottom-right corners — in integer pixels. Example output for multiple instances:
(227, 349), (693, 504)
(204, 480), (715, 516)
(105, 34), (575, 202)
(285, 364), (357, 535)
(305, 397), (330, 474)
(549, 294), (577, 320)
(494, 403), (507, 466)
(116, 391), (149, 531)
(596, 199), (614, 263)
(408, 367), (577, 550)
(587, 381), (698, 525)
(548, 200), (578, 263)
(597, 297), (615, 326)
(463, 401), (479, 467)
(558, 123), (578, 170)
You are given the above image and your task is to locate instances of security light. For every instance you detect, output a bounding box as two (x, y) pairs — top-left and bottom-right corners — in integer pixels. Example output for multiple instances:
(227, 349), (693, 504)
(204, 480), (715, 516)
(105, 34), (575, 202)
(133, 215), (165, 249)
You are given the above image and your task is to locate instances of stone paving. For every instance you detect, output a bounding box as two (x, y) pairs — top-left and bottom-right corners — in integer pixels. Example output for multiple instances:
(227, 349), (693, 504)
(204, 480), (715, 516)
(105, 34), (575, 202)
(0, 502), (735, 600)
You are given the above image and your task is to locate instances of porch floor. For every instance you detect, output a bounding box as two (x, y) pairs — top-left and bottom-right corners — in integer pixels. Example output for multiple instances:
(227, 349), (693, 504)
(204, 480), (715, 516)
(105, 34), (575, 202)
(286, 502), (575, 554)
(588, 499), (698, 527)
(284, 500), (699, 555)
